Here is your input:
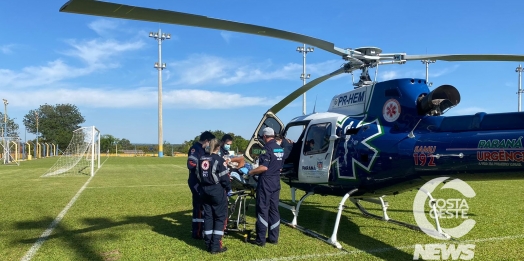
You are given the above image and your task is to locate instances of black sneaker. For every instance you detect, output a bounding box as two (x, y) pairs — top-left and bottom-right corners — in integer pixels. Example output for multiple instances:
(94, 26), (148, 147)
(266, 238), (278, 245)
(210, 247), (228, 254)
(249, 239), (265, 247)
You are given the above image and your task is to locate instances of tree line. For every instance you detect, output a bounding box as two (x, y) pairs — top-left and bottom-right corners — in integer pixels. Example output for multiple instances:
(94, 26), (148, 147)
(2, 103), (84, 150)
(176, 130), (249, 155)
(5, 103), (249, 155)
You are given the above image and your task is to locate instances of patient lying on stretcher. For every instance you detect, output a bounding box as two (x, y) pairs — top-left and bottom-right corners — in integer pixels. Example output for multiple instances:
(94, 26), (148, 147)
(229, 162), (258, 190)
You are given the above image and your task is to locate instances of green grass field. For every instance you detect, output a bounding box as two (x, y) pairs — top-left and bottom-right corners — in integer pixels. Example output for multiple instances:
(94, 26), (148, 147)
(1, 157), (523, 261)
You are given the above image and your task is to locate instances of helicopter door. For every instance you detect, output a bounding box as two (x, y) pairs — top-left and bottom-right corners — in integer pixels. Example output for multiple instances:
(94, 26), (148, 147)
(245, 111), (285, 163)
(298, 118), (336, 184)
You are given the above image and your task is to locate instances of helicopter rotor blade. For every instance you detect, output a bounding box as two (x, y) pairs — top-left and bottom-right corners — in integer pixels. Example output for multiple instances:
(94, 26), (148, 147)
(404, 54), (524, 62)
(268, 67), (348, 114)
(59, 0), (348, 57)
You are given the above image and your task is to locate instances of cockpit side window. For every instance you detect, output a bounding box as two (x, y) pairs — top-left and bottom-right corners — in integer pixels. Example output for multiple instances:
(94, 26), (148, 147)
(303, 122), (332, 155)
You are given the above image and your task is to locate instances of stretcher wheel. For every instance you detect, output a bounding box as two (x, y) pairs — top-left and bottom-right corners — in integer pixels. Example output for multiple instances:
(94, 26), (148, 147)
(243, 231), (252, 243)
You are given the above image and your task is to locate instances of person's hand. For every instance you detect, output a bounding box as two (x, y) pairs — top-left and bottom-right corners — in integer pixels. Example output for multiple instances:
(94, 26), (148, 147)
(239, 167), (249, 175)
(227, 190), (234, 197)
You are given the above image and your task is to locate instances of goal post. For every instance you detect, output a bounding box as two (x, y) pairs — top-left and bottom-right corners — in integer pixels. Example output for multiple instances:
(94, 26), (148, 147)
(42, 126), (101, 177)
(1, 137), (20, 166)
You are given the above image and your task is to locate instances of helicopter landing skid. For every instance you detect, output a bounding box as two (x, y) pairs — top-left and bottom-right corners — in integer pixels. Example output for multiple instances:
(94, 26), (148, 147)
(350, 196), (422, 231)
(278, 191), (315, 227)
(350, 194), (451, 240)
(279, 189), (359, 249)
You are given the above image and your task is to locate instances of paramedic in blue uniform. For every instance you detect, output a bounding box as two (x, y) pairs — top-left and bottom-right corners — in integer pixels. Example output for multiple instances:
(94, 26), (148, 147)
(240, 127), (284, 246)
(197, 138), (232, 254)
(219, 134), (245, 168)
(187, 131), (215, 239)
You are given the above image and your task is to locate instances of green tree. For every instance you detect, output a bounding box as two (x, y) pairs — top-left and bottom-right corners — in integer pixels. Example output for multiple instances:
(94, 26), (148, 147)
(100, 134), (118, 153)
(177, 130), (249, 154)
(0, 112), (19, 138)
(119, 138), (132, 150)
(23, 104), (85, 149)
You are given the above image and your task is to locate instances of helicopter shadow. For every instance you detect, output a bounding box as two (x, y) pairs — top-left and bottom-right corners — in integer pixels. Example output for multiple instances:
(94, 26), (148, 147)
(283, 203), (416, 261)
(14, 210), (206, 261)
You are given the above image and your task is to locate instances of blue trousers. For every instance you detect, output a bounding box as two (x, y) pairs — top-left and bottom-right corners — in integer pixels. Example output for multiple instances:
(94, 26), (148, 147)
(188, 178), (204, 239)
(201, 185), (228, 251)
(255, 180), (280, 244)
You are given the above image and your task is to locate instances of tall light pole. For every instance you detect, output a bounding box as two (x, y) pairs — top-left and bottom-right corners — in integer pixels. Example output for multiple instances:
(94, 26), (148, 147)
(421, 60), (435, 87)
(297, 44), (314, 115)
(3, 99), (8, 164)
(149, 29), (170, 158)
(516, 64), (523, 112)
(34, 111), (39, 158)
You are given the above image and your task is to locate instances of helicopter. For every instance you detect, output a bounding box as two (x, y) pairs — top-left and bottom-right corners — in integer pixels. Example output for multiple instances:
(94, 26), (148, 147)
(59, 0), (524, 249)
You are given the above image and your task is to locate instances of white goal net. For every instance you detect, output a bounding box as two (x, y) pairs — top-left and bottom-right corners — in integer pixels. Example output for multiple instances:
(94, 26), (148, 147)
(1, 137), (20, 166)
(42, 126), (100, 177)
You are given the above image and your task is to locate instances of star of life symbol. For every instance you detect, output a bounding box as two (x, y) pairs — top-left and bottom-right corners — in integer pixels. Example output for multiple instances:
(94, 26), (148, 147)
(382, 98), (401, 122)
(201, 160), (210, 170)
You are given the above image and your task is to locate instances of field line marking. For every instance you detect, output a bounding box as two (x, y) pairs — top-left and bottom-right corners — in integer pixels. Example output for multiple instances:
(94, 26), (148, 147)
(251, 234), (524, 261)
(173, 165), (186, 170)
(87, 184), (187, 189)
(20, 158), (108, 261)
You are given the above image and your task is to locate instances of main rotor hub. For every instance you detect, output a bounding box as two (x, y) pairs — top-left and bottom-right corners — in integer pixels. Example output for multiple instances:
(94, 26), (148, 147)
(355, 47), (382, 56)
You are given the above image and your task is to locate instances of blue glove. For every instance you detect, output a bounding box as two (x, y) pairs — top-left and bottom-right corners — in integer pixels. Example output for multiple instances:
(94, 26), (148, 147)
(227, 190), (234, 197)
(239, 167), (249, 175)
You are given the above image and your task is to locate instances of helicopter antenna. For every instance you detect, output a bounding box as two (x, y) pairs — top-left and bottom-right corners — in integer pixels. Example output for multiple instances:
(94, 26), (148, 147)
(408, 118), (423, 138)
(312, 95), (317, 113)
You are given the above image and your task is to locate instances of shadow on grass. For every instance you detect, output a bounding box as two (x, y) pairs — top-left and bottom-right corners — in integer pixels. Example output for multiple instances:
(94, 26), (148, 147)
(14, 210), (206, 260)
(280, 204), (417, 261)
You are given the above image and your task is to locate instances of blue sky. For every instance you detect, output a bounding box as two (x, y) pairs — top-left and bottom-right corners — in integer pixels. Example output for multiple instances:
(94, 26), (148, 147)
(2, 0), (524, 144)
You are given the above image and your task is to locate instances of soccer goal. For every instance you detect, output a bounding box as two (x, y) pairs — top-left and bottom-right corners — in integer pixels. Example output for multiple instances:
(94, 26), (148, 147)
(42, 126), (101, 177)
(1, 137), (20, 166)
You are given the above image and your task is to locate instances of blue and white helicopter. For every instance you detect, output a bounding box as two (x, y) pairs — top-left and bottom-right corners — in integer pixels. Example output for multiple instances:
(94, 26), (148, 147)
(60, 0), (524, 249)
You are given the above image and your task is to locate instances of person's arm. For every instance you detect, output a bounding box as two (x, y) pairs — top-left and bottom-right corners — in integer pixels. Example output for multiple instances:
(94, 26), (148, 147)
(187, 147), (199, 170)
(230, 157), (245, 168)
(217, 159), (231, 191)
(248, 150), (269, 175)
(249, 165), (268, 175)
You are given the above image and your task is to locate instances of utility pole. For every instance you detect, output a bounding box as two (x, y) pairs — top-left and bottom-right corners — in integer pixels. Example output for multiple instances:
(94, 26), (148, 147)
(421, 60), (435, 87)
(516, 64), (523, 112)
(2, 99), (8, 164)
(149, 29), (170, 158)
(297, 44), (314, 115)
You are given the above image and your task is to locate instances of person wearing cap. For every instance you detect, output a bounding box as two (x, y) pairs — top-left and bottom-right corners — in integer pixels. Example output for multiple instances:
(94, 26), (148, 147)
(187, 131), (216, 239)
(239, 127), (284, 246)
